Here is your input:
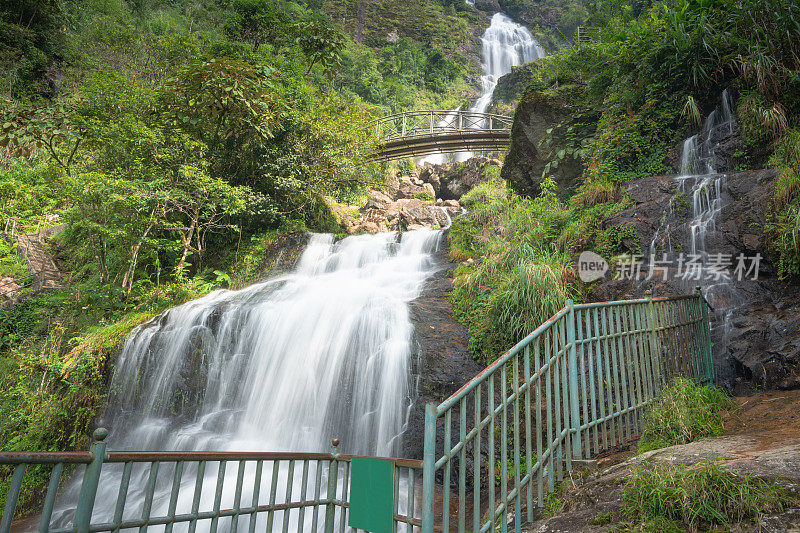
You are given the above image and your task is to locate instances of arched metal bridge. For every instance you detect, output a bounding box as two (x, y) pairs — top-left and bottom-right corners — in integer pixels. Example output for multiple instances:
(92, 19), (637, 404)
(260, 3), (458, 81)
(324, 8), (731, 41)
(371, 110), (513, 162)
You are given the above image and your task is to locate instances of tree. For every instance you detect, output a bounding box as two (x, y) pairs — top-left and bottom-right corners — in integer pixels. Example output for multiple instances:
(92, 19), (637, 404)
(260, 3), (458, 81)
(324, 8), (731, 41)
(294, 18), (345, 76)
(168, 165), (250, 276)
(1, 98), (86, 175)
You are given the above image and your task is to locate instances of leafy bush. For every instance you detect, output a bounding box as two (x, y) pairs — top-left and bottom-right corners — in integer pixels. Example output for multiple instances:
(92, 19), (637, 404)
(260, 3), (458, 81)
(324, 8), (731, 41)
(415, 190), (435, 202)
(622, 461), (793, 531)
(638, 378), (733, 453)
(767, 130), (800, 278)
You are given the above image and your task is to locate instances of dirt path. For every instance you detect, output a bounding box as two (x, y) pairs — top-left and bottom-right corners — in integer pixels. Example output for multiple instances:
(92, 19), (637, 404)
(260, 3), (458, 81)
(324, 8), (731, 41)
(521, 389), (800, 532)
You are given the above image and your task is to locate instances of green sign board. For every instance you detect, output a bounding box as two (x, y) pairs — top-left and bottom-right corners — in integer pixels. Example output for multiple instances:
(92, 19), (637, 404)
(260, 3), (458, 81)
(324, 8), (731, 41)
(348, 457), (395, 533)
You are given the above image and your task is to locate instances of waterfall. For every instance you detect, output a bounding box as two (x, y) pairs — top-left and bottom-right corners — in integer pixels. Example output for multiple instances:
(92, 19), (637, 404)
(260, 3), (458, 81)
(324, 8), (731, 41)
(454, 13), (546, 162)
(472, 13), (546, 116)
(649, 89), (739, 383)
(676, 88), (735, 265)
(52, 229), (445, 530)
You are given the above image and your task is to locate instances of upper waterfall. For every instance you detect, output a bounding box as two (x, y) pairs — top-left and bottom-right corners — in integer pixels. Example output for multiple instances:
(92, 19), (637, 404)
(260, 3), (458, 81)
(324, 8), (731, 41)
(449, 12), (546, 163)
(471, 13), (546, 116)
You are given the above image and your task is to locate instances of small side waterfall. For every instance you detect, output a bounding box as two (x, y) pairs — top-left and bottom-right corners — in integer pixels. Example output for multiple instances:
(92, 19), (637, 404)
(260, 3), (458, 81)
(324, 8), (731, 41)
(676, 89), (735, 267)
(52, 229), (446, 530)
(650, 89), (740, 383)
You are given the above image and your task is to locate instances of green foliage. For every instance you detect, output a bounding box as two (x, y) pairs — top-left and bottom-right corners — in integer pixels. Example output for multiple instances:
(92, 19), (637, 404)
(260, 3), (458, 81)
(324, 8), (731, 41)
(638, 378), (733, 453)
(767, 130), (800, 278)
(523, 0), (800, 190)
(449, 179), (573, 362)
(0, 0), (66, 95)
(415, 190), (434, 202)
(622, 461), (793, 531)
(0, 238), (27, 278)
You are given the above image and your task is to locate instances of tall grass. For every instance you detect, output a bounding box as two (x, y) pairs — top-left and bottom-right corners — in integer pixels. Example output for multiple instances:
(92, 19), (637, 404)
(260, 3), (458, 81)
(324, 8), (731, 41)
(449, 179), (573, 363)
(623, 461), (792, 532)
(638, 378), (734, 453)
(767, 130), (800, 278)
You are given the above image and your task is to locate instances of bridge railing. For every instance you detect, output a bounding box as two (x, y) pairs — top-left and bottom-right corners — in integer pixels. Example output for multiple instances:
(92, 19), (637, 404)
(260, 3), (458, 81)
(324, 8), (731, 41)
(0, 434), (422, 533)
(375, 110), (513, 142)
(420, 288), (714, 533)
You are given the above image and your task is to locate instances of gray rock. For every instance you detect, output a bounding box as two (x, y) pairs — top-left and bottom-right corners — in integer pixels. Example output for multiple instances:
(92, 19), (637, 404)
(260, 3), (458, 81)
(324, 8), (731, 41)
(501, 90), (583, 198)
(589, 169), (800, 391)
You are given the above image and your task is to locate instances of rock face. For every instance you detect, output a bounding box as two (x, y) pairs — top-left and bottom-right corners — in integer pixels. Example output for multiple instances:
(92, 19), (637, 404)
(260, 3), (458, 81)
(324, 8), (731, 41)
(587, 169), (800, 391)
(489, 63), (539, 116)
(419, 156), (501, 200)
(339, 165), (485, 234)
(501, 90), (583, 197)
(403, 237), (483, 460)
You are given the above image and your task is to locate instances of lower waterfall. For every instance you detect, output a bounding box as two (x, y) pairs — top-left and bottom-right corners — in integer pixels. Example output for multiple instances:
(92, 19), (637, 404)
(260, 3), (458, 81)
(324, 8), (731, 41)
(52, 229), (445, 530)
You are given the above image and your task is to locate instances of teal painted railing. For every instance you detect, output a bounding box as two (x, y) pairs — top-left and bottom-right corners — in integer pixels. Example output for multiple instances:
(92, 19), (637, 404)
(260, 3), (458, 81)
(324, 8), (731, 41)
(1, 291), (711, 533)
(0, 435), (422, 533)
(420, 288), (714, 533)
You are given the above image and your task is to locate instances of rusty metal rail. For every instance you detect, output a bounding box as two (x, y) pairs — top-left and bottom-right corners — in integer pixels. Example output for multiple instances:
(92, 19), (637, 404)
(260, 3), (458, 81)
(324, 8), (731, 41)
(0, 434), (422, 533)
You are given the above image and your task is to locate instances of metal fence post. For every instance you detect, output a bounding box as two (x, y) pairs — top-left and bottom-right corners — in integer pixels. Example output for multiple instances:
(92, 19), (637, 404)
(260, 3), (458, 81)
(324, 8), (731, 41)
(74, 428), (108, 533)
(324, 438), (340, 533)
(566, 300), (582, 460)
(421, 403), (437, 533)
(645, 290), (663, 392)
(696, 286), (715, 384)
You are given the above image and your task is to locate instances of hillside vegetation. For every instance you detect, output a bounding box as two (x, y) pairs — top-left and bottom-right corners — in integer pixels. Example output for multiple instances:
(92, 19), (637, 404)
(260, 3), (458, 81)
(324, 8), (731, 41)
(0, 0), (490, 464)
(451, 0), (800, 363)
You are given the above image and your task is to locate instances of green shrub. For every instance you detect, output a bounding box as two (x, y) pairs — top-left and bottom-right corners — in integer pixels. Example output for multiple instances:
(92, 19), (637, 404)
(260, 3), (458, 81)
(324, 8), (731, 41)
(449, 179), (573, 363)
(622, 461), (793, 531)
(415, 190), (435, 202)
(0, 239), (28, 279)
(767, 130), (800, 278)
(638, 378), (734, 453)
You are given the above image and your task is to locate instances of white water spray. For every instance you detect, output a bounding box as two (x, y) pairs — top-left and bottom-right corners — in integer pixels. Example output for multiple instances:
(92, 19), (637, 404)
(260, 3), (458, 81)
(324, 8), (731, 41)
(454, 13), (546, 162)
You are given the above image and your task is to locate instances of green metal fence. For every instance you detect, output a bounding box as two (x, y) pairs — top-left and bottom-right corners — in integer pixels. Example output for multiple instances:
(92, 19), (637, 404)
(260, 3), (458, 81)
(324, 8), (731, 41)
(1, 291), (712, 533)
(420, 289), (713, 533)
(0, 434), (422, 533)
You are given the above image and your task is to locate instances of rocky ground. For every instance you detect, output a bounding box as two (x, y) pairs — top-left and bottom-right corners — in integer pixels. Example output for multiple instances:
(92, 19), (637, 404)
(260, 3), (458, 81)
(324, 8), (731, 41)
(338, 157), (500, 234)
(522, 389), (800, 532)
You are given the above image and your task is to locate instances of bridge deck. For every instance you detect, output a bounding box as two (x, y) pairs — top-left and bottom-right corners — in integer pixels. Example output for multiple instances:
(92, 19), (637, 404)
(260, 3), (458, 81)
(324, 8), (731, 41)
(371, 110), (512, 162)
(372, 131), (510, 162)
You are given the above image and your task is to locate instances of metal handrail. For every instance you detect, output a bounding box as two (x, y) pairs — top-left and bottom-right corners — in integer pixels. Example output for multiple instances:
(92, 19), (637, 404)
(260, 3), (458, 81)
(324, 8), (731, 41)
(0, 432), (423, 533)
(420, 288), (714, 533)
(375, 110), (513, 141)
(1, 292), (714, 533)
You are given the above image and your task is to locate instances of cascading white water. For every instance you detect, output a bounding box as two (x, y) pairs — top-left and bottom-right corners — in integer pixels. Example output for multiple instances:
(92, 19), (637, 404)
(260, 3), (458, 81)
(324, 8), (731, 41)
(454, 13), (546, 162)
(676, 88), (735, 265)
(472, 13), (545, 116)
(418, 108), (461, 165)
(52, 229), (445, 530)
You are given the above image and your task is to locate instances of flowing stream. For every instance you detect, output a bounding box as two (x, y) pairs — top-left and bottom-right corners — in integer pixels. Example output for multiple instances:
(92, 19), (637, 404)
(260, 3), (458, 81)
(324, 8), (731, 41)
(53, 229), (446, 530)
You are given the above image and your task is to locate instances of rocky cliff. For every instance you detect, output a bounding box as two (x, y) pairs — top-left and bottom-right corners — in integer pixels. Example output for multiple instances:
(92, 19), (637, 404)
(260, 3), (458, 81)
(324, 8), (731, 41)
(501, 88), (585, 198)
(588, 170), (800, 392)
